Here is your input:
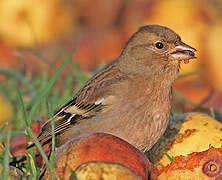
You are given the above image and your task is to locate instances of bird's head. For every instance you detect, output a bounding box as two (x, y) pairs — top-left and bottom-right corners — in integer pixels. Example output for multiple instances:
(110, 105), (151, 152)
(120, 25), (196, 76)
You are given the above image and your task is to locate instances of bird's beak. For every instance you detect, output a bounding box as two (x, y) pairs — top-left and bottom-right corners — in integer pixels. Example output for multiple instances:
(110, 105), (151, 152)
(168, 42), (197, 64)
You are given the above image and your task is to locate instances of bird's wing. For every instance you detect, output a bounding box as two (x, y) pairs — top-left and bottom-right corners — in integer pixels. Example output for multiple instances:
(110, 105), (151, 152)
(37, 96), (104, 142)
(37, 59), (126, 142)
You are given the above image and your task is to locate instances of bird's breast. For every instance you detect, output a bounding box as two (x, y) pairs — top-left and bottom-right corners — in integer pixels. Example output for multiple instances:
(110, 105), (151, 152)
(96, 80), (172, 150)
(78, 77), (173, 152)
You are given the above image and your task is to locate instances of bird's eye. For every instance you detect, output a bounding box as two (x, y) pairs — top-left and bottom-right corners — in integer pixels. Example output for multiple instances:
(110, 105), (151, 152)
(155, 42), (164, 49)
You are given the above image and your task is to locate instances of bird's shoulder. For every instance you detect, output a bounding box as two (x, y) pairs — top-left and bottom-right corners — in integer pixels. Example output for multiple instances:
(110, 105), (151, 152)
(75, 58), (127, 104)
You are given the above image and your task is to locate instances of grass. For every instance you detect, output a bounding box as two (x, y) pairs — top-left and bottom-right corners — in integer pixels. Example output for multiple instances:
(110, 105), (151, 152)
(0, 48), (89, 179)
(164, 152), (174, 162)
(210, 107), (216, 119)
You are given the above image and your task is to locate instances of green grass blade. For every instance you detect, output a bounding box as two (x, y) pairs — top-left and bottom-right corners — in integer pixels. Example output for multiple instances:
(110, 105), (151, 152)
(0, 131), (24, 142)
(164, 152), (174, 162)
(210, 107), (215, 119)
(0, 123), (8, 134)
(17, 87), (35, 177)
(28, 49), (76, 123)
(2, 131), (10, 179)
(27, 49), (75, 178)
(17, 80), (50, 176)
(71, 171), (78, 180)
(26, 128), (50, 170)
(17, 87), (28, 127)
(28, 154), (37, 179)
(0, 69), (26, 83)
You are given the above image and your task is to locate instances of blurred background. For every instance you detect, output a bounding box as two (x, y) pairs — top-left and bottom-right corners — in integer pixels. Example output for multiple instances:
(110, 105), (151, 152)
(1, 0), (222, 132)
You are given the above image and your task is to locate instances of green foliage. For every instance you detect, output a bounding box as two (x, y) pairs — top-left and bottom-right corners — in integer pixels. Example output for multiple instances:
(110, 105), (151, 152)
(0, 49), (89, 179)
(210, 107), (215, 119)
(71, 170), (78, 180)
(164, 152), (174, 162)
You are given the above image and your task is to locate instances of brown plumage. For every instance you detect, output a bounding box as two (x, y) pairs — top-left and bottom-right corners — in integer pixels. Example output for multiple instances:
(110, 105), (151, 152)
(36, 25), (196, 152)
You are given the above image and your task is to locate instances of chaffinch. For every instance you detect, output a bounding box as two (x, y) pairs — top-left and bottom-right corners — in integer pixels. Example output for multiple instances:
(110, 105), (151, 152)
(35, 25), (196, 152)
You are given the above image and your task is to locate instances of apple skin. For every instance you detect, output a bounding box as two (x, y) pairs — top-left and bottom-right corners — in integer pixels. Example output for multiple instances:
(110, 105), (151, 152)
(44, 133), (152, 180)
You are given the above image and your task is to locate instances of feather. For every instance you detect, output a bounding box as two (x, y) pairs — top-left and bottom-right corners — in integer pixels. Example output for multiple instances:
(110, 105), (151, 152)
(37, 98), (104, 142)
